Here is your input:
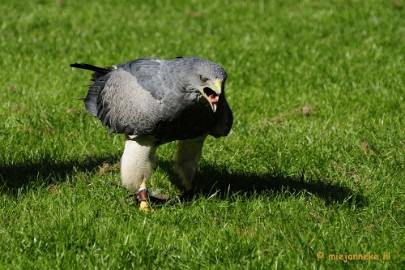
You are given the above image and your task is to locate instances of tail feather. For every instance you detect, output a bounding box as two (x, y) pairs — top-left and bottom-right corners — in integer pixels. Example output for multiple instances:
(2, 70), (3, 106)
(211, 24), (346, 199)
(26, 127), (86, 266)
(70, 63), (113, 74)
(70, 63), (116, 81)
(71, 63), (114, 117)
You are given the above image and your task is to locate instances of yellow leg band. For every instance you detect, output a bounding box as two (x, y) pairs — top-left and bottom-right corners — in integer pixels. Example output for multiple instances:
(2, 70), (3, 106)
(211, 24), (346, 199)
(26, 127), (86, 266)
(140, 182), (147, 189)
(139, 201), (150, 211)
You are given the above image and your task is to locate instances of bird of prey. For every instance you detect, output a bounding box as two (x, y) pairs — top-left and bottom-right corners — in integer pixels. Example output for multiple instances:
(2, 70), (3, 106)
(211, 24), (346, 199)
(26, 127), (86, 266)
(70, 57), (233, 210)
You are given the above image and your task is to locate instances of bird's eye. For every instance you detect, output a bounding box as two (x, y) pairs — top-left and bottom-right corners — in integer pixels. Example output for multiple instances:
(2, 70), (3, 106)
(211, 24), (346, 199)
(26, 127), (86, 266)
(199, 75), (209, 83)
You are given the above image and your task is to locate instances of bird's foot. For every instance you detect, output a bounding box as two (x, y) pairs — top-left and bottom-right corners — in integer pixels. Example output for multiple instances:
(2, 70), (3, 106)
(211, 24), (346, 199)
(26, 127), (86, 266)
(137, 183), (151, 212)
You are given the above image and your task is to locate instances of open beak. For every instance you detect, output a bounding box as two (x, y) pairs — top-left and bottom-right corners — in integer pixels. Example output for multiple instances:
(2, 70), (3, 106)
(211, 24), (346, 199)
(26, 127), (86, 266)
(202, 79), (222, 112)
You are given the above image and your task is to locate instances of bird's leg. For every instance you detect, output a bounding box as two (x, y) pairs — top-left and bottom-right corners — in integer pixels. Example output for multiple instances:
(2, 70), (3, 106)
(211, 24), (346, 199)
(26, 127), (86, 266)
(121, 138), (156, 211)
(137, 181), (150, 211)
(175, 135), (207, 194)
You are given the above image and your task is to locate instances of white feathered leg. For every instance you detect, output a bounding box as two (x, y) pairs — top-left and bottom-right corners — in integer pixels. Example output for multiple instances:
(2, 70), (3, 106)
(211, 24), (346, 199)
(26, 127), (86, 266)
(175, 135), (207, 191)
(121, 138), (156, 211)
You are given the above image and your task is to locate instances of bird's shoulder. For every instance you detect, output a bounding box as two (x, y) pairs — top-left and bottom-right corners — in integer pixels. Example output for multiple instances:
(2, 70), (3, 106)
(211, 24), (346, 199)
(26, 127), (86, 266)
(117, 58), (171, 100)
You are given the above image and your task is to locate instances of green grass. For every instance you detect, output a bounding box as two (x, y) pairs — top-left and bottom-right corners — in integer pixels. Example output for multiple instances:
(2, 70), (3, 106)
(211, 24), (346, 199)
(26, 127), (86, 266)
(1, 0), (404, 269)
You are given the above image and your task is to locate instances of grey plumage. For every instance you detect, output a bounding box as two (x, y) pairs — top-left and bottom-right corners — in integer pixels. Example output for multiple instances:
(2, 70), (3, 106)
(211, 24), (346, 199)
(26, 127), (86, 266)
(71, 57), (232, 143)
(71, 57), (233, 209)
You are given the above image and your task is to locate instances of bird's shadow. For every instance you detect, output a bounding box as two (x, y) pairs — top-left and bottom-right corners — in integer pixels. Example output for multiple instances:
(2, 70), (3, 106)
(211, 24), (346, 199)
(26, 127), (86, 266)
(157, 160), (368, 207)
(0, 156), (368, 207)
(0, 155), (119, 193)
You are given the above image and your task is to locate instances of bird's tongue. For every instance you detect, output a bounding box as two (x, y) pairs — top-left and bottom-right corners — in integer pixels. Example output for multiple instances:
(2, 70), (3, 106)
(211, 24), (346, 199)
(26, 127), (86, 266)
(209, 94), (219, 104)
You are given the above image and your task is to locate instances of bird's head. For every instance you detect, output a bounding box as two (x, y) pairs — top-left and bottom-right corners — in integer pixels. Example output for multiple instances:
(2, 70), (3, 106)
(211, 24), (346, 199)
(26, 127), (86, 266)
(198, 74), (225, 113)
(178, 57), (228, 113)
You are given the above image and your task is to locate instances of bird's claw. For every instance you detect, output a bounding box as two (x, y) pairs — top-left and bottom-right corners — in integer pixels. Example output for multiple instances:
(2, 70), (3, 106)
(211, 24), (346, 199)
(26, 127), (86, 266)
(137, 185), (151, 212)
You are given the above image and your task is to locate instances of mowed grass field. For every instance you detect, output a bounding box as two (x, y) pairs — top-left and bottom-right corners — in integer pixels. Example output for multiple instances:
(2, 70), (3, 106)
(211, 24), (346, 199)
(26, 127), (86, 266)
(1, 0), (404, 269)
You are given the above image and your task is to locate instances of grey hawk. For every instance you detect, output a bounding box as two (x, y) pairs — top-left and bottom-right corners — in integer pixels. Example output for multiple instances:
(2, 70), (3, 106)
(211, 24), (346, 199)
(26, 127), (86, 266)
(71, 57), (233, 210)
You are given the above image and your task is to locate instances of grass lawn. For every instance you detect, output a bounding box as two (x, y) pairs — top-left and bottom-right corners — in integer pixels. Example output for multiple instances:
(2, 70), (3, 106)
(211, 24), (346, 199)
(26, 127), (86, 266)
(1, 0), (404, 269)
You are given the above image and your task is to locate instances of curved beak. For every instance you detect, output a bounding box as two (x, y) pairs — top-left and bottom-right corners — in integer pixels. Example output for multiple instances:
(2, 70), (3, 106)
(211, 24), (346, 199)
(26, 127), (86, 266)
(202, 79), (222, 112)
